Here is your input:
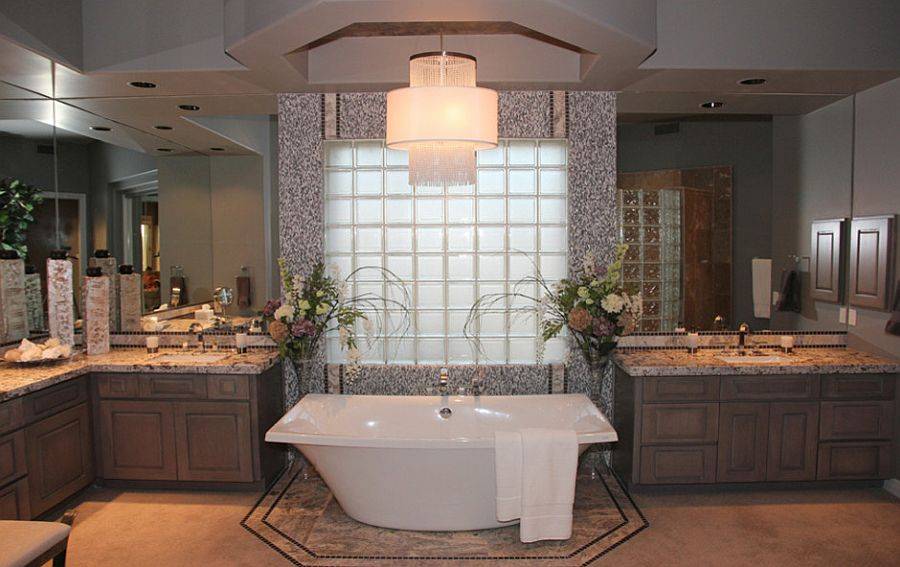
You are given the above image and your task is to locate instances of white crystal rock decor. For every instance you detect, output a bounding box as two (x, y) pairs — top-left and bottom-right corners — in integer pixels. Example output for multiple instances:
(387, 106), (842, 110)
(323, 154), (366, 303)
(83, 273), (111, 355)
(24, 272), (43, 331)
(0, 258), (28, 343)
(47, 258), (75, 346)
(118, 272), (143, 332)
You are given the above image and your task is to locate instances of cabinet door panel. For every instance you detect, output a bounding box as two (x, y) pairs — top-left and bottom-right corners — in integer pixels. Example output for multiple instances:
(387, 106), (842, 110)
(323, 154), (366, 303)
(98, 400), (177, 480)
(0, 477), (30, 520)
(809, 219), (844, 303)
(174, 402), (253, 482)
(0, 429), (27, 486)
(767, 403), (818, 481)
(848, 215), (893, 309)
(820, 401), (893, 440)
(717, 403), (769, 482)
(25, 402), (94, 516)
(817, 442), (891, 480)
(641, 403), (718, 445)
(640, 446), (717, 484)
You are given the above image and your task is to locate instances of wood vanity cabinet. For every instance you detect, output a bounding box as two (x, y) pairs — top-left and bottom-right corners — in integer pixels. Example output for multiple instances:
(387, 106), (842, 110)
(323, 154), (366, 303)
(613, 369), (898, 487)
(93, 365), (283, 487)
(0, 377), (94, 519)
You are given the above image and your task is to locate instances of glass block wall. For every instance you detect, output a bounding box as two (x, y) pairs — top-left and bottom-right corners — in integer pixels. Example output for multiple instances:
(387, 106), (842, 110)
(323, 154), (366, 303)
(619, 187), (682, 331)
(324, 139), (569, 364)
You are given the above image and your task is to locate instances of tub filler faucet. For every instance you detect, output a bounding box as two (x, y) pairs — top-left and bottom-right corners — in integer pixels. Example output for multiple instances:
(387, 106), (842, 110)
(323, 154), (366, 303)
(437, 367), (450, 395)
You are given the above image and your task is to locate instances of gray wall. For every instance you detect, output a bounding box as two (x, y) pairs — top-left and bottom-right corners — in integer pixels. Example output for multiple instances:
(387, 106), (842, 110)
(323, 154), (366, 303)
(617, 120), (774, 329)
(771, 98), (854, 332)
(849, 77), (900, 360)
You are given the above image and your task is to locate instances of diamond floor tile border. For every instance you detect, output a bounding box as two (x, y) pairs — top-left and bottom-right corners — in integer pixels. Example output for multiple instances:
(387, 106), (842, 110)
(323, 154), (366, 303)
(242, 461), (648, 566)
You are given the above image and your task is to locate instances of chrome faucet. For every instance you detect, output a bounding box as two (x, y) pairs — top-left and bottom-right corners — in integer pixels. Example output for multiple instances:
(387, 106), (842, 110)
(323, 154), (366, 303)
(188, 322), (206, 353)
(437, 367), (450, 395)
(470, 369), (484, 396)
(737, 322), (751, 351)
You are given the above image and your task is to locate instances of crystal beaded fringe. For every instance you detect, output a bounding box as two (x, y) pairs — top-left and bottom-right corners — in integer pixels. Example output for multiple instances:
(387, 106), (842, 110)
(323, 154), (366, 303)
(408, 142), (476, 187)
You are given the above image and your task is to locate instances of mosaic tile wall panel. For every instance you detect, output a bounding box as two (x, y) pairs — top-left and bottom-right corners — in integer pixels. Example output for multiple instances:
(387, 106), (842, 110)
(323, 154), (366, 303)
(278, 92), (617, 409)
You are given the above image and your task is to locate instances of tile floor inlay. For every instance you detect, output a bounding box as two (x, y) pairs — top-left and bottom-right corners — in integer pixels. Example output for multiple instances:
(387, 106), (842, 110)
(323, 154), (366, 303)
(242, 462), (647, 566)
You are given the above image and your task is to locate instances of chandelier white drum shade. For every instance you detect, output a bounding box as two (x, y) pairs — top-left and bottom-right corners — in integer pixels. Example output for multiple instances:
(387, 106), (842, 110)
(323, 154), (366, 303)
(386, 51), (498, 187)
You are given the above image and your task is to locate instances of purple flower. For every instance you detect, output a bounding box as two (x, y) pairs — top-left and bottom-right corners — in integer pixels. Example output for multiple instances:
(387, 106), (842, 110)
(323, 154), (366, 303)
(262, 299), (281, 318)
(291, 319), (316, 337)
(592, 316), (615, 338)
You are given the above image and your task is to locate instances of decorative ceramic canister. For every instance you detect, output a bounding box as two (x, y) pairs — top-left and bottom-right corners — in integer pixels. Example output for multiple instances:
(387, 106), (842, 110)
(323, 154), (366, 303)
(118, 265), (143, 332)
(47, 250), (75, 346)
(0, 251), (28, 343)
(83, 266), (110, 355)
(89, 250), (119, 330)
(24, 265), (44, 332)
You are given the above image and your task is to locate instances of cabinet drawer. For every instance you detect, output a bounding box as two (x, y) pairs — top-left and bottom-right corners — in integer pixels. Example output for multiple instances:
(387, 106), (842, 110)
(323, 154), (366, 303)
(96, 374), (140, 398)
(0, 398), (24, 435)
(139, 375), (207, 399)
(820, 401), (894, 440)
(821, 374), (895, 400)
(643, 376), (718, 402)
(22, 378), (88, 424)
(0, 429), (27, 486)
(0, 476), (30, 520)
(207, 375), (250, 401)
(721, 375), (818, 401)
(817, 442), (891, 480)
(640, 445), (717, 484)
(641, 403), (718, 445)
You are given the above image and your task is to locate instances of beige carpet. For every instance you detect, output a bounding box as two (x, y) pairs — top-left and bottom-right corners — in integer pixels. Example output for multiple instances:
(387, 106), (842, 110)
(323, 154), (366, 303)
(54, 478), (900, 566)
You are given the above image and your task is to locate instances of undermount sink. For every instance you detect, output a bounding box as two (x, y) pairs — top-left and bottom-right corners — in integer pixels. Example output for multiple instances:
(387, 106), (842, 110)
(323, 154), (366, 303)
(717, 355), (788, 364)
(153, 353), (230, 363)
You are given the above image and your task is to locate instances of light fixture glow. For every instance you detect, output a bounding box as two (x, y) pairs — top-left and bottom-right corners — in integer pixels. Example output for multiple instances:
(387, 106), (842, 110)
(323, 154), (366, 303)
(386, 51), (497, 187)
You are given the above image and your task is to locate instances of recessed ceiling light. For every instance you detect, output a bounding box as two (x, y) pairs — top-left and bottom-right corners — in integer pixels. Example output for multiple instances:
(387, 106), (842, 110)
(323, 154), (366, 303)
(178, 104), (200, 111)
(738, 78), (767, 86)
(128, 81), (157, 89)
(210, 147), (225, 151)
(90, 126), (111, 132)
(156, 148), (173, 152)
(154, 125), (172, 130)
(700, 101), (725, 109)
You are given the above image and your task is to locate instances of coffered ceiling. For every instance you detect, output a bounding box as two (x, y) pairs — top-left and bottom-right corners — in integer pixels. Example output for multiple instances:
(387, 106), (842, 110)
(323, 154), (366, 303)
(0, 0), (898, 155)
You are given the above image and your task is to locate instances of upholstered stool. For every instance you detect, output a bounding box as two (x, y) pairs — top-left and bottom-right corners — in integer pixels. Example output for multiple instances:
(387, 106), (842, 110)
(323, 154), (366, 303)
(0, 520), (71, 567)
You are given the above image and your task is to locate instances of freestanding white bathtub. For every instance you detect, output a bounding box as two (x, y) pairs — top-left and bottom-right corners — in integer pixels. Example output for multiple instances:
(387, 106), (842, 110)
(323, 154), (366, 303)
(265, 393), (618, 531)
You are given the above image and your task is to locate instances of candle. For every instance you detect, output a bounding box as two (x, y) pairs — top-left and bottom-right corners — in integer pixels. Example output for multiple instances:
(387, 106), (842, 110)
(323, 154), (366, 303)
(235, 332), (248, 353)
(146, 335), (159, 353)
(686, 332), (699, 353)
(780, 335), (795, 353)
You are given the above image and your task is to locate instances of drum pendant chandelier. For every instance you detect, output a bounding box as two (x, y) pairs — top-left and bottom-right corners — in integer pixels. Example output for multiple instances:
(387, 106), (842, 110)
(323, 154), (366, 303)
(386, 50), (498, 187)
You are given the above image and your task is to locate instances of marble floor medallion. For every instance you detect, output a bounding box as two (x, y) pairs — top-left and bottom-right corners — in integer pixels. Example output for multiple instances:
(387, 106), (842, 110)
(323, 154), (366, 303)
(242, 462), (648, 566)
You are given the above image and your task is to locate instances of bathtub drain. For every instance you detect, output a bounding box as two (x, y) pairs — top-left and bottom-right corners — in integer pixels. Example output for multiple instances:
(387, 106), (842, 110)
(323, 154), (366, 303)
(439, 407), (452, 419)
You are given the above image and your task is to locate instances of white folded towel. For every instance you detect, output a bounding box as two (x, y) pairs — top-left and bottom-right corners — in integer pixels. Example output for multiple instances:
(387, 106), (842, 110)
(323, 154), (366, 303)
(495, 428), (578, 542)
(752, 258), (772, 319)
(494, 430), (523, 521)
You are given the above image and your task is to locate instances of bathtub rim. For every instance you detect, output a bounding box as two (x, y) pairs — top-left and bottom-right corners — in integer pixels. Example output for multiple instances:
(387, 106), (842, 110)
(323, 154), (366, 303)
(265, 393), (618, 450)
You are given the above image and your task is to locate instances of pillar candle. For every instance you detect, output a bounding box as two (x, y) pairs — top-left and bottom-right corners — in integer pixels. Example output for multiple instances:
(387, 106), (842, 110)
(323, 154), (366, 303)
(89, 256), (118, 330)
(47, 257), (75, 346)
(0, 258), (28, 343)
(83, 272), (110, 355)
(118, 272), (143, 332)
(24, 272), (44, 332)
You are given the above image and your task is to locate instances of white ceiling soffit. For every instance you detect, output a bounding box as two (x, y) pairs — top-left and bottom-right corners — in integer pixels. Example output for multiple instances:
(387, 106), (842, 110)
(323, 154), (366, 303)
(223, 0), (658, 92)
(617, 91), (847, 116)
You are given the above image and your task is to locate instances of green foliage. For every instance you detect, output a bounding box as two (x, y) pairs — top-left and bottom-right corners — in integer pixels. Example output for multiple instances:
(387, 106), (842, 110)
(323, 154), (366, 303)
(0, 177), (43, 259)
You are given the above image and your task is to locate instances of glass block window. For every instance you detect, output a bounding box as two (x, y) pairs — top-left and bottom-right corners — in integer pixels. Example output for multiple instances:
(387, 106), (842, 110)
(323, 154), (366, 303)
(324, 139), (569, 364)
(619, 187), (682, 331)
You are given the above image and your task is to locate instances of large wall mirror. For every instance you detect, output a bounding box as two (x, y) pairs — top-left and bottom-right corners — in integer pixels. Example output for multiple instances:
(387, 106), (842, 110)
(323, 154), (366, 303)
(616, 109), (854, 334)
(0, 42), (277, 337)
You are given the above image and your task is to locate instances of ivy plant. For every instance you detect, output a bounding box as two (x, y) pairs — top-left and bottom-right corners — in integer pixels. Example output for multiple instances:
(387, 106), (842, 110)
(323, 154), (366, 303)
(0, 177), (44, 259)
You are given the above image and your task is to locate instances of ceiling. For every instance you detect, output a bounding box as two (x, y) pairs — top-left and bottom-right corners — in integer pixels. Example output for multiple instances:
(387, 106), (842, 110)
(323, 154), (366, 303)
(0, 0), (898, 155)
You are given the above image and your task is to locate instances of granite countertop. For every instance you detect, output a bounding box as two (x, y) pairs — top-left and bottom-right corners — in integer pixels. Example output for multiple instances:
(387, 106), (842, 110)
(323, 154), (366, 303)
(0, 348), (280, 402)
(612, 347), (900, 377)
